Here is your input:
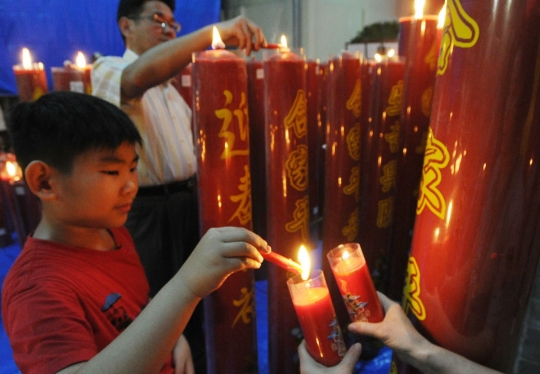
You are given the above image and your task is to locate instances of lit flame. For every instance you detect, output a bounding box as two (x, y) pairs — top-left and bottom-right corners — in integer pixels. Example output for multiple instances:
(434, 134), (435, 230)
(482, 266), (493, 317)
(342, 250), (350, 260)
(5, 161), (22, 181)
(280, 35), (288, 49)
(75, 51), (87, 68)
(374, 53), (382, 63)
(298, 245), (310, 280)
(414, 0), (425, 18)
(387, 49), (395, 57)
(21, 48), (32, 70)
(211, 26), (225, 49)
(437, 3), (447, 29)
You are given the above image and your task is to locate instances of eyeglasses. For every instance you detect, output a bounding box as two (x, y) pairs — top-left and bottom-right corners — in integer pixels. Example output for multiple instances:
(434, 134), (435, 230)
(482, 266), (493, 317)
(128, 12), (181, 33)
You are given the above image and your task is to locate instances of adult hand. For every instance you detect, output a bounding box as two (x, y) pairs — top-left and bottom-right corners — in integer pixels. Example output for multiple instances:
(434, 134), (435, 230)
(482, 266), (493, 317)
(177, 227), (270, 298)
(298, 340), (362, 374)
(172, 335), (194, 374)
(216, 15), (267, 55)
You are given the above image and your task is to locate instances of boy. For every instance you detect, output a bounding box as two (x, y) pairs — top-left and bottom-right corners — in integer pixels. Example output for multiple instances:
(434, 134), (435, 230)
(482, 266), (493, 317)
(2, 91), (270, 374)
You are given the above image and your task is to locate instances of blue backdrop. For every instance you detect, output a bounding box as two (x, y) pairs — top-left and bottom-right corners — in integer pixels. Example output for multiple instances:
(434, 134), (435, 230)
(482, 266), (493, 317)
(0, 0), (221, 95)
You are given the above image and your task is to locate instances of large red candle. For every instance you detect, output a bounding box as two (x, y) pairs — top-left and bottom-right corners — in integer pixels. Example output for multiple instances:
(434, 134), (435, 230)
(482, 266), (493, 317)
(287, 270), (346, 367)
(316, 61), (329, 221)
(321, 51), (363, 333)
(51, 65), (92, 94)
(358, 58), (405, 290)
(400, 0), (540, 372)
(263, 46), (309, 374)
(306, 59), (322, 226)
(247, 58), (267, 239)
(192, 48), (257, 374)
(13, 49), (48, 102)
(387, 14), (440, 300)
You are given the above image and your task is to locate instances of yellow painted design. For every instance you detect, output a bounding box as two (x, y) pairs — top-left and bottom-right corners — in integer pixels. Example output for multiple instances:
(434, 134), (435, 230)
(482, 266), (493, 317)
(376, 197), (394, 228)
(346, 122), (361, 161)
(285, 195), (310, 242)
(32, 87), (46, 101)
(343, 166), (360, 202)
(389, 360), (398, 374)
(346, 79), (362, 118)
(384, 122), (400, 153)
(232, 284), (255, 327)
(425, 38), (438, 71)
(285, 145), (309, 191)
(379, 160), (396, 193)
(229, 165), (252, 226)
(215, 90), (249, 159)
(342, 208), (359, 241)
(403, 256), (426, 321)
(438, 0), (480, 75)
(284, 90), (308, 138)
(417, 128), (449, 219)
(421, 86), (434, 117)
(385, 80), (404, 117)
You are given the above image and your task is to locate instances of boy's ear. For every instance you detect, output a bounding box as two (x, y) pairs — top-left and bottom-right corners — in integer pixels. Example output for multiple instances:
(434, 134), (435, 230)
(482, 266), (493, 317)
(24, 161), (56, 200)
(118, 17), (132, 41)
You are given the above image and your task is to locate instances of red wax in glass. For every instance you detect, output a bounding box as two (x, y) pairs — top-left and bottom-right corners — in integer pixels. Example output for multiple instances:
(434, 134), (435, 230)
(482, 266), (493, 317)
(13, 65), (48, 102)
(51, 66), (92, 94)
(288, 271), (345, 367)
(192, 48), (257, 374)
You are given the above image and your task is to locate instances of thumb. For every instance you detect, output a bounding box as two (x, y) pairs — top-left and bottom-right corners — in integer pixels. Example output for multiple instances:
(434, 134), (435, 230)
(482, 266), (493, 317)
(349, 320), (381, 339)
(340, 343), (362, 369)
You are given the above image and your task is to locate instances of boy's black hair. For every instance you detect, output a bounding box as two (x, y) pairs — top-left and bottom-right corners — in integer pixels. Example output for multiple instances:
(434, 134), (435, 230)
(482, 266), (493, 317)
(116, 0), (176, 44)
(8, 91), (142, 175)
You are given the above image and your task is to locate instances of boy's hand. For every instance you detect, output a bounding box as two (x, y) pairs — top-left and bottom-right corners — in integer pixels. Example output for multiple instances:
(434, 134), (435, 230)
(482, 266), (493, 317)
(298, 340), (361, 374)
(177, 227), (270, 298)
(215, 15), (267, 55)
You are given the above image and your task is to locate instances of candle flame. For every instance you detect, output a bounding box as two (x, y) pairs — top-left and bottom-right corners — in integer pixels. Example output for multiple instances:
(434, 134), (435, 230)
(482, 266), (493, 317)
(437, 4), (447, 29)
(342, 250), (350, 260)
(387, 49), (395, 58)
(414, 0), (425, 18)
(75, 51), (87, 68)
(5, 161), (22, 181)
(211, 26), (225, 49)
(374, 53), (382, 63)
(280, 35), (288, 49)
(298, 245), (310, 280)
(21, 48), (32, 70)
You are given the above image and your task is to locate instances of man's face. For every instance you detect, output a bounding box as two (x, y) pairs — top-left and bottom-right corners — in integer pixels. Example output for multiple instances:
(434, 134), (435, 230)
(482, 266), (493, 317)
(125, 1), (178, 54)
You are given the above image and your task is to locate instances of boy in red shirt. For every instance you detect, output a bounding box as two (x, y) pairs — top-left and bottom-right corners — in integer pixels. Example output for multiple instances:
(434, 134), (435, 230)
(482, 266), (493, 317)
(2, 91), (270, 374)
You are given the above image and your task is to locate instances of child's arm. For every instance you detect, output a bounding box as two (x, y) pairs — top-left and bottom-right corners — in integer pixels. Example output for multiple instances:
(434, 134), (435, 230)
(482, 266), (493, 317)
(57, 227), (269, 374)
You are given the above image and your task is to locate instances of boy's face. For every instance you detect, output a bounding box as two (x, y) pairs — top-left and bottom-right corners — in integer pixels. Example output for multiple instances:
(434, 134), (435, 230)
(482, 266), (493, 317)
(51, 141), (139, 229)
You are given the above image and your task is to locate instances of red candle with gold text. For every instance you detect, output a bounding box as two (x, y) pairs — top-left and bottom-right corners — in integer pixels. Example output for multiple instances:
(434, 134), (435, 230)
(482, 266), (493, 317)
(12, 48), (48, 102)
(192, 28), (257, 374)
(306, 59), (321, 226)
(264, 39), (309, 374)
(52, 52), (92, 94)
(327, 243), (384, 322)
(358, 57), (405, 290)
(401, 1), (540, 372)
(387, 5), (442, 300)
(287, 269), (346, 367)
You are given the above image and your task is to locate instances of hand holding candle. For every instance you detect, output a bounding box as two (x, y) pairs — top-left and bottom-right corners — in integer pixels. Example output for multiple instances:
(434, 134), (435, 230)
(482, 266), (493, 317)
(261, 250), (302, 275)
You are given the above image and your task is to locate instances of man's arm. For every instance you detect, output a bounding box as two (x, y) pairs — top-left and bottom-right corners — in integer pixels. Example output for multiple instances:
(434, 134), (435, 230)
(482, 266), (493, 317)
(349, 292), (502, 374)
(121, 16), (266, 100)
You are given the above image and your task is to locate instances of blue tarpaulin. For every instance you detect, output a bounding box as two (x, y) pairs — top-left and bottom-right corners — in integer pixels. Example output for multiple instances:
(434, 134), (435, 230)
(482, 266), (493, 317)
(0, 0), (221, 95)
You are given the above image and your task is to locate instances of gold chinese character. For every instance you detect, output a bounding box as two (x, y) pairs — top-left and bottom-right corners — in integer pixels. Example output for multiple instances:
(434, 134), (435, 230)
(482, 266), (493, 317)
(421, 86), (434, 118)
(343, 166), (360, 202)
(346, 122), (361, 161)
(402, 256), (426, 320)
(285, 195), (310, 242)
(346, 79), (362, 118)
(376, 197), (394, 228)
(215, 90), (250, 159)
(384, 122), (400, 153)
(386, 80), (403, 117)
(232, 285), (255, 327)
(342, 208), (359, 241)
(379, 160), (396, 193)
(438, 0), (480, 75)
(228, 165), (252, 226)
(284, 90), (308, 138)
(417, 128), (450, 220)
(285, 144), (309, 191)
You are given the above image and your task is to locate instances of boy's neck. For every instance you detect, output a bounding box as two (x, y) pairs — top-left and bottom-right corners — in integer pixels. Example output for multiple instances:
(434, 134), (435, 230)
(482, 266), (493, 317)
(32, 220), (118, 251)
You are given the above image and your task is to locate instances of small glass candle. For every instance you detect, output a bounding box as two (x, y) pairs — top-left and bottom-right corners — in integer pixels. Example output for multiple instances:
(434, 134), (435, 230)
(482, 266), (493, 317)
(327, 243), (384, 323)
(287, 269), (346, 367)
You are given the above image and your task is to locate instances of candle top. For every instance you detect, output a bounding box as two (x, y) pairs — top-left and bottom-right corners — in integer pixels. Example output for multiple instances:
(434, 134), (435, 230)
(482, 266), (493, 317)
(398, 14), (439, 23)
(195, 48), (242, 61)
(291, 287), (329, 306)
(332, 256), (364, 275)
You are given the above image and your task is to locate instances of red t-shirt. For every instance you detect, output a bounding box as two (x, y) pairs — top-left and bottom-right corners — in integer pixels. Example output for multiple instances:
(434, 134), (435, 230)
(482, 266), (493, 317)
(2, 227), (173, 374)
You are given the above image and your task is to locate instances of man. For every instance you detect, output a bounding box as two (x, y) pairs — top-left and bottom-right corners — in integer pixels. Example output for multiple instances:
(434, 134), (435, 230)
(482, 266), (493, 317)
(92, 1), (267, 371)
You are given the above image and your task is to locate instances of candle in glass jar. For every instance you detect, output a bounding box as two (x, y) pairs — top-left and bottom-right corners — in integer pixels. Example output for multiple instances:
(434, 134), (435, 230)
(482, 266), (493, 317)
(51, 52), (92, 94)
(287, 269), (346, 367)
(12, 48), (48, 102)
(327, 243), (384, 322)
